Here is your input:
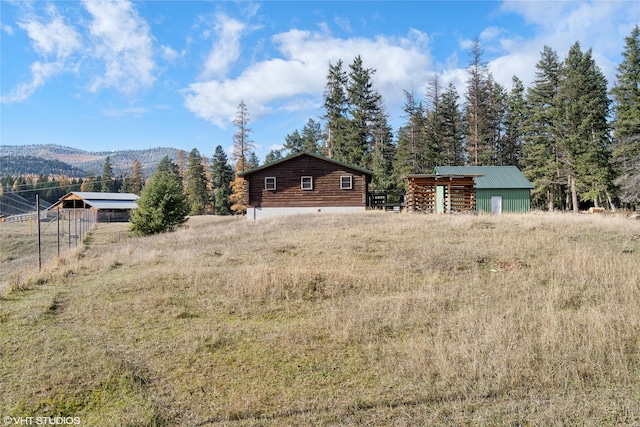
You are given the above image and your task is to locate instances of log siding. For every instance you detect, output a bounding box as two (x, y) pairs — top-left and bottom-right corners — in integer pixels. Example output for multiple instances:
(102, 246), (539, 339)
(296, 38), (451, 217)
(242, 154), (371, 208)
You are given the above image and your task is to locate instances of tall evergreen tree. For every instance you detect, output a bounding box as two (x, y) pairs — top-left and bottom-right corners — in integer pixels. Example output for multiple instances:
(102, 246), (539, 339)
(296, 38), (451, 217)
(231, 100), (255, 173)
(557, 42), (614, 211)
(130, 156), (188, 236)
(344, 55), (381, 168)
(395, 90), (428, 176)
(323, 60), (350, 159)
(501, 76), (527, 166)
(184, 148), (209, 215)
(210, 145), (234, 215)
(425, 75), (447, 168)
(370, 98), (397, 193)
(439, 83), (466, 166)
(101, 156), (114, 192)
(284, 118), (325, 155)
(464, 39), (493, 165)
(611, 25), (640, 207)
(521, 46), (562, 211)
(229, 100), (254, 214)
(486, 77), (508, 165)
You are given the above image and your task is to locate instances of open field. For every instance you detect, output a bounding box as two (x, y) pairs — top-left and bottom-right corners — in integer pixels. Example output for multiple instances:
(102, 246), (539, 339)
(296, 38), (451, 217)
(1, 211), (640, 425)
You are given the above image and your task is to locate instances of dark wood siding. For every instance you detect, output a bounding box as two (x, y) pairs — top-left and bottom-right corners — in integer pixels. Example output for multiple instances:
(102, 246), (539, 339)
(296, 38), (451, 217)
(244, 155), (369, 208)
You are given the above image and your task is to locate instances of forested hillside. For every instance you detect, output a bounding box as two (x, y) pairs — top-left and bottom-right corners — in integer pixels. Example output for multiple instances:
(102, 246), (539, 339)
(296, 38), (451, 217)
(0, 155), (86, 177)
(0, 145), (178, 177)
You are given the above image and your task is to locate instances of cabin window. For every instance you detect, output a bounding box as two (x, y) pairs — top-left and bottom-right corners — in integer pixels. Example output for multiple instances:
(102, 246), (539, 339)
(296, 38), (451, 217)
(341, 175), (353, 190)
(301, 176), (313, 190)
(265, 177), (276, 190)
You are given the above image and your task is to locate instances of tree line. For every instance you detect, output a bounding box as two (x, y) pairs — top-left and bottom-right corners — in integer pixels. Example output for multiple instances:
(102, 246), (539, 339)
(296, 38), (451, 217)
(6, 29), (637, 230)
(134, 27), (638, 234)
(259, 27), (638, 212)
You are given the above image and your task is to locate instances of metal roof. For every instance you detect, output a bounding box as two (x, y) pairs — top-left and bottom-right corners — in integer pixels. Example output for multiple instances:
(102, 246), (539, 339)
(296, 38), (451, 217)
(48, 192), (139, 210)
(69, 192), (140, 201)
(238, 151), (373, 176)
(82, 200), (139, 210)
(433, 166), (534, 189)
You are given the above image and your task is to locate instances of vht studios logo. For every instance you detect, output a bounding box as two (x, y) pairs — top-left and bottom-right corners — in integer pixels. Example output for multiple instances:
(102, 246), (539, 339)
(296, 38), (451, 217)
(4, 417), (81, 425)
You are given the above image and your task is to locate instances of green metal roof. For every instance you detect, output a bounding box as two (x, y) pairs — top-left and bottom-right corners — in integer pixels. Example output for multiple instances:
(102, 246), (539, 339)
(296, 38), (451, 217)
(238, 151), (373, 176)
(433, 166), (534, 189)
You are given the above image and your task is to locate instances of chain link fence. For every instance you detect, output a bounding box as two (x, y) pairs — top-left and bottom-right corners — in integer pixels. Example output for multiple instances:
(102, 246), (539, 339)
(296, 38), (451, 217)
(1, 204), (98, 293)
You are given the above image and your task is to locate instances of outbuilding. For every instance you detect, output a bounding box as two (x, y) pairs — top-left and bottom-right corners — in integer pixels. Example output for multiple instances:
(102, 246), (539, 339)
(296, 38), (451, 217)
(238, 151), (373, 220)
(434, 166), (534, 213)
(48, 192), (139, 222)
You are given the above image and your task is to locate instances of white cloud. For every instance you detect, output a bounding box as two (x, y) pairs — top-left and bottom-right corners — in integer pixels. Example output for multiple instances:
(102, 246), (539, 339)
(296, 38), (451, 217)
(160, 45), (180, 62)
(2, 4), (80, 103)
(182, 27), (433, 128)
(493, 0), (638, 88)
(18, 4), (82, 59)
(83, 0), (155, 95)
(1, 61), (63, 103)
(334, 15), (352, 33)
(200, 14), (245, 80)
(2, 23), (15, 35)
(101, 106), (148, 117)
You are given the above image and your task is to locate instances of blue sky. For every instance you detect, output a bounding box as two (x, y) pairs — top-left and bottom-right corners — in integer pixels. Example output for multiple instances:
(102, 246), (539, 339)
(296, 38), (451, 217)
(1, 1), (638, 163)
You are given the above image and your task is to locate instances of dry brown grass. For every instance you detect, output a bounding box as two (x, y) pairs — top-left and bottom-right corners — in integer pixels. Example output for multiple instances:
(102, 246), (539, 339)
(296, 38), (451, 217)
(1, 211), (640, 425)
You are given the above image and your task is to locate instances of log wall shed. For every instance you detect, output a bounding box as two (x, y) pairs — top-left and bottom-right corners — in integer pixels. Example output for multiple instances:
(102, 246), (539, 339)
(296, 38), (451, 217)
(238, 151), (373, 220)
(405, 174), (480, 213)
(48, 192), (139, 222)
(434, 166), (534, 214)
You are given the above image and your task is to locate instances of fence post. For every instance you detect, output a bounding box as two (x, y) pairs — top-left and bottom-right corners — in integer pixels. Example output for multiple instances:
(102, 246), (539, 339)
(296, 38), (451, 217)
(36, 195), (42, 271)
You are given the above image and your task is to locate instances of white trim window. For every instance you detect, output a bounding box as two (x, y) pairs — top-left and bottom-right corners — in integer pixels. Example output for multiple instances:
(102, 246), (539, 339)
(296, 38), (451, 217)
(301, 176), (313, 190)
(265, 177), (276, 190)
(341, 175), (353, 190)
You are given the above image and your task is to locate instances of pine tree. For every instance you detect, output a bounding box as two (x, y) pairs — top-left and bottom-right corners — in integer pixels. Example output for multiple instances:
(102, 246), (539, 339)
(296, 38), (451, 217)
(344, 55), (381, 168)
(425, 75), (447, 168)
(283, 130), (304, 154)
(284, 118), (325, 155)
(130, 156), (189, 236)
(395, 90), (428, 176)
(611, 25), (640, 207)
(464, 39), (493, 165)
(81, 171), (97, 192)
(184, 148), (209, 215)
(231, 100), (255, 173)
(501, 76), (527, 166)
(521, 46), (562, 210)
(439, 83), (466, 166)
(130, 159), (144, 195)
(486, 77), (508, 165)
(229, 100), (254, 214)
(370, 98), (397, 193)
(101, 156), (114, 192)
(323, 60), (350, 159)
(264, 149), (284, 164)
(210, 145), (234, 215)
(247, 151), (260, 169)
(557, 42), (614, 211)
(176, 149), (187, 191)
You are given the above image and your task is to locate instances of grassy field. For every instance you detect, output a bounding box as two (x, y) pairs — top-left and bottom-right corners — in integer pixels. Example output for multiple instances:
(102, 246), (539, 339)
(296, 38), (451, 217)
(1, 211), (639, 425)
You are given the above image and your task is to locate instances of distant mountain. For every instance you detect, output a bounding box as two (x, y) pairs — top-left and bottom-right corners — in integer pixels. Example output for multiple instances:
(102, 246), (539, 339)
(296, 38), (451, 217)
(0, 144), (180, 177)
(0, 155), (87, 177)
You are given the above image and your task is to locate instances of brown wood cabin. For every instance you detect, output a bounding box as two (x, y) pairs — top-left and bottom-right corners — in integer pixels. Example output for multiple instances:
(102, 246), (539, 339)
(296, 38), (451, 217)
(238, 151), (373, 220)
